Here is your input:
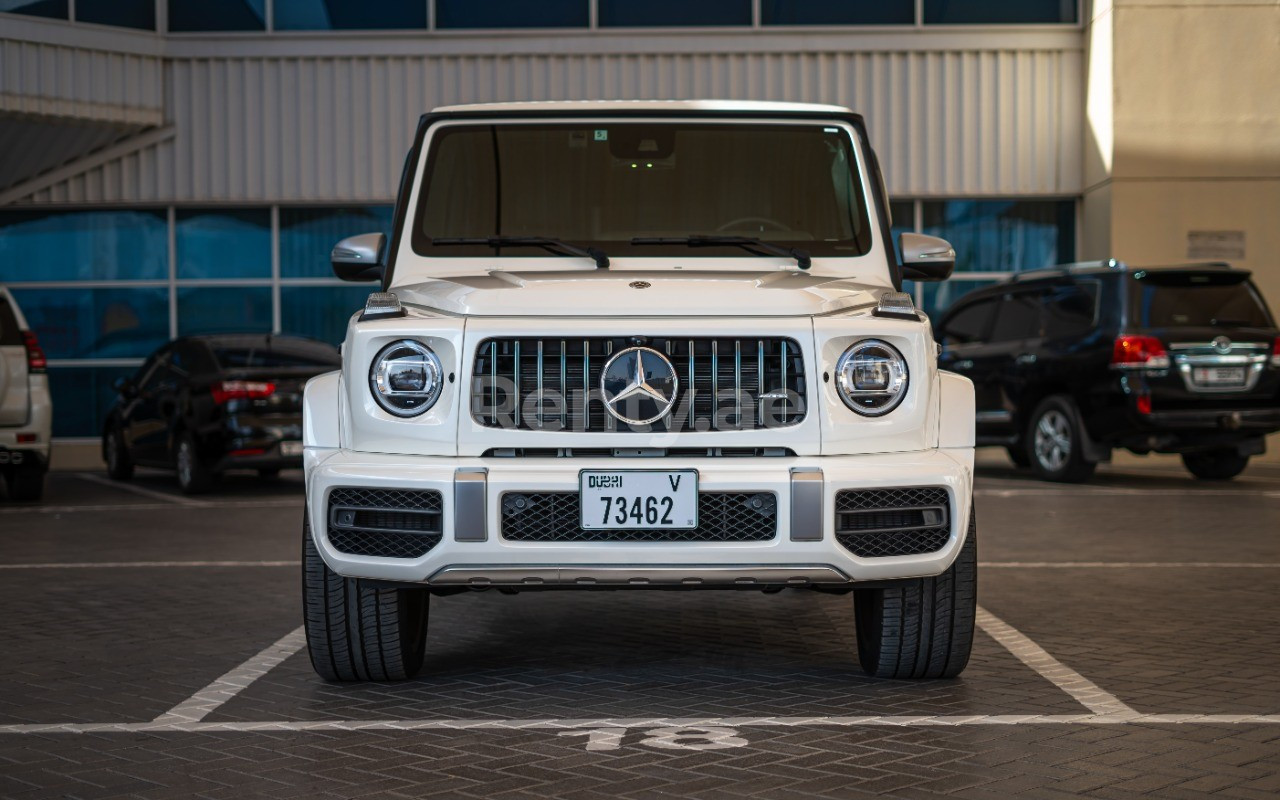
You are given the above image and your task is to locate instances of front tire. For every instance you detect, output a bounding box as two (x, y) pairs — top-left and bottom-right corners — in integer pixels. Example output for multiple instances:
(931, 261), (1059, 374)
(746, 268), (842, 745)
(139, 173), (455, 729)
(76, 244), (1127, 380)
(1182, 449), (1249, 481)
(302, 517), (429, 681)
(854, 504), (977, 679)
(1025, 396), (1097, 483)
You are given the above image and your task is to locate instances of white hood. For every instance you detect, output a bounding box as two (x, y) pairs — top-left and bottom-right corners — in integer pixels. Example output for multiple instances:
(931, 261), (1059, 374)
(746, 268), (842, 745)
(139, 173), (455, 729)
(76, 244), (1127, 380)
(393, 271), (885, 317)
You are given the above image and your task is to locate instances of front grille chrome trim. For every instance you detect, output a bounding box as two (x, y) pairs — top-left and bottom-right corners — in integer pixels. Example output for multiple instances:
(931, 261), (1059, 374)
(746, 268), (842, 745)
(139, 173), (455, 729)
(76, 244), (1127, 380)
(426, 564), (852, 587)
(471, 336), (805, 432)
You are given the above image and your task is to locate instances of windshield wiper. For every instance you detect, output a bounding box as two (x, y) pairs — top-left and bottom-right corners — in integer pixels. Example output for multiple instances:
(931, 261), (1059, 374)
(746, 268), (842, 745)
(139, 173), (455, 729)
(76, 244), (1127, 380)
(631, 235), (811, 270)
(430, 236), (609, 269)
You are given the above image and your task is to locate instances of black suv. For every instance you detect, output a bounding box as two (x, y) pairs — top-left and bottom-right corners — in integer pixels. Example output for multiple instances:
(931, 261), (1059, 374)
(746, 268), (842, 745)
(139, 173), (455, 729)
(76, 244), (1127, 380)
(934, 261), (1280, 482)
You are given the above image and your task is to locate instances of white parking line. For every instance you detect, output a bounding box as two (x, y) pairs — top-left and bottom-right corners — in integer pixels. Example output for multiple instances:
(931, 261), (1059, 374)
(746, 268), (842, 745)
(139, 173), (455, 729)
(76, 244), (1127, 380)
(980, 562), (1280, 568)
(0, 714), (1277, 734)
(76, 473), (209, 507)
(0, 561), (299, 569)
(976, 606), (1138, 717)
(0, 500), (300, 515)
(974, 487), (1280, 498)
(152, 627), (307, 724)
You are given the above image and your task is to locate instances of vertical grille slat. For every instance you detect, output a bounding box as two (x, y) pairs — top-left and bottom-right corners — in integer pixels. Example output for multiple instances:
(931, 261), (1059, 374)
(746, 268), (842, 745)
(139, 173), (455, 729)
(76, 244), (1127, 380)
(473, 337), (805, 432)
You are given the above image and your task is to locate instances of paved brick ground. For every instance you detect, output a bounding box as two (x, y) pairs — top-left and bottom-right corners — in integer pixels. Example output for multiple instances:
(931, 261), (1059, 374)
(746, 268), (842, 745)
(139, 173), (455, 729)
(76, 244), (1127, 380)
(0, 462), (1278, 798)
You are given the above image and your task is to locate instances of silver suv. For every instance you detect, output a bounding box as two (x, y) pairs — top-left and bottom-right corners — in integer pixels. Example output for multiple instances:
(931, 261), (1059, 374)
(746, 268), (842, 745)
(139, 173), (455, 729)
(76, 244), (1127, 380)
(0, 287), (52, 501)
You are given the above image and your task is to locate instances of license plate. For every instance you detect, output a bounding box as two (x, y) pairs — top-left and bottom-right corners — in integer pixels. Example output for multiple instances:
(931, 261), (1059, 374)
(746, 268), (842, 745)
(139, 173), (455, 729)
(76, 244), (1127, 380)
(280, 441), (304, 457)
(1192, 366), (1246, 386)
(580, 470), (698, 530)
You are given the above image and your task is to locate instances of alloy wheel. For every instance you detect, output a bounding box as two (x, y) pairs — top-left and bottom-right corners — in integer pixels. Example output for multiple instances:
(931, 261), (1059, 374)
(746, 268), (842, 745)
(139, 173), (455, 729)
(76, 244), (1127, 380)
(177, 441), (193, 487)
(1033, 409), (1072, 472)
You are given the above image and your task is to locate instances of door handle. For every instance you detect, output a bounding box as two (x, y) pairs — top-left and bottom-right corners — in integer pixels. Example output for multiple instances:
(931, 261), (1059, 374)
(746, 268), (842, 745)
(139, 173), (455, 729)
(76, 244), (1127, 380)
(1015, 354), (1037, 365)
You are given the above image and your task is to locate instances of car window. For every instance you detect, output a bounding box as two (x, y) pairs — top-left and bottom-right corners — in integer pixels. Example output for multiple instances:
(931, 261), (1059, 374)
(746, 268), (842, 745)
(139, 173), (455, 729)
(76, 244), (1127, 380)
(0, 296), (21, 346)
(1042, 283), (1098, 339)
(989, 291), (1041, 342)
(137, 347), (172, 391)
(1129, 272), (1274, 329)
(939, 299), (997, 346)
(171, 341), (218, 376)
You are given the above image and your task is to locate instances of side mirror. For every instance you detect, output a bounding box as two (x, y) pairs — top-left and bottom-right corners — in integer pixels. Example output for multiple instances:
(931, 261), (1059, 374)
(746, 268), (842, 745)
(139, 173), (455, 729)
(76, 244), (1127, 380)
(899, 233), (955, 282)
(331, 232), (387, 282)
(113, 377), (136, 398)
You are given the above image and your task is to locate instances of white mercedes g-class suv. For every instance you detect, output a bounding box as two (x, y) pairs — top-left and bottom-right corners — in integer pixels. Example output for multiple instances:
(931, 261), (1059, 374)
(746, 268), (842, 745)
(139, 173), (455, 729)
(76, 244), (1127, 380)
(303, 101), (976, 682)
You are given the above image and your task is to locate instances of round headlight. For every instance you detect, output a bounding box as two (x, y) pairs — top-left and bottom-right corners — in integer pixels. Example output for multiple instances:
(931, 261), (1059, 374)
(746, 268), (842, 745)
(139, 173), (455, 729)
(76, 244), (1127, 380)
(835, 339), (909, 417)
(369, 340), (443, 417)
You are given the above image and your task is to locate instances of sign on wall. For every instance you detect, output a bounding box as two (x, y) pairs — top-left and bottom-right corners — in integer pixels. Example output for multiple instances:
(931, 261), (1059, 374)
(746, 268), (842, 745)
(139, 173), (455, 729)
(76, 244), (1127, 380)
(1187, 231), (1246, 260)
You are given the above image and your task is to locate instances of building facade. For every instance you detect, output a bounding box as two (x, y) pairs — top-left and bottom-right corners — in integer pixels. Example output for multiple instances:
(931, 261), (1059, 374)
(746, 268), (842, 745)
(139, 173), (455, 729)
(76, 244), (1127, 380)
(2, 0), (1103, 439)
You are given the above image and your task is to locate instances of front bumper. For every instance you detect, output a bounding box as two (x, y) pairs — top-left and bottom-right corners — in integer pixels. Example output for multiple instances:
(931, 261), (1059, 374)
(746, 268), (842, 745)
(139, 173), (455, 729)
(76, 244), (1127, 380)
(304, 447), (975, 585)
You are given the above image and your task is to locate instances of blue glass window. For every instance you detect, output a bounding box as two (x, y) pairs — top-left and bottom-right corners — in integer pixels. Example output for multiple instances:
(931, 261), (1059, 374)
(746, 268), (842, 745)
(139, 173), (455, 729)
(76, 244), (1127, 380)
(435, 0), (587, 28)
(175, 209), (271, 280)
(0, 210), (167, 282)
(0, 0), (67, 20)
(762, 0), (913, 25)
(599, 0), (750, 26)
(177, 287), (273, 336)
(47, 366), (137, 438)
(921, 200), (1074, 273)
(281, 286), (369, 346)
(9, 288), (169, 360)
(274, 0), (425, 30)
(167, 0), (266, 31)
(76, 0), (155, 29)
(924, 0), (1076, 25)
(279, 206), (393, 279)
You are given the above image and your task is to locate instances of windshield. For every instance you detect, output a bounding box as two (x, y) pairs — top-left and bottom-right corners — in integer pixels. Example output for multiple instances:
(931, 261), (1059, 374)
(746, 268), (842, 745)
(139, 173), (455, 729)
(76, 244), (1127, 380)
(412, 121), (873, 259)
(1129, 271), (1274, 329)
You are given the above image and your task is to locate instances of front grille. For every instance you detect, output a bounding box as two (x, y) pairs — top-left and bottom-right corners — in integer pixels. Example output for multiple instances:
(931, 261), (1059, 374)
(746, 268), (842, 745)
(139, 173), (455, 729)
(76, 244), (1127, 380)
(834, 487), (951, 558)
(472, 337), (805, 432)
(501, 491), (778, 542)
(326, 488), (443, 559)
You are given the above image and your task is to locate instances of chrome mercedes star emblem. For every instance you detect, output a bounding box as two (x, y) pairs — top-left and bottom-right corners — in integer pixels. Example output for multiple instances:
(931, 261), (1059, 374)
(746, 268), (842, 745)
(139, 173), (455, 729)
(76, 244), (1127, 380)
(1212, 336), (1232, 354)
(600, 346), (679, 425)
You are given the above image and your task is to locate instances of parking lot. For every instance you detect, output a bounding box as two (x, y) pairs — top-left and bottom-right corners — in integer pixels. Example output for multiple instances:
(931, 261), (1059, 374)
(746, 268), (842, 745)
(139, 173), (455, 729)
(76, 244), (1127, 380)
(1, 459), (1279, 799)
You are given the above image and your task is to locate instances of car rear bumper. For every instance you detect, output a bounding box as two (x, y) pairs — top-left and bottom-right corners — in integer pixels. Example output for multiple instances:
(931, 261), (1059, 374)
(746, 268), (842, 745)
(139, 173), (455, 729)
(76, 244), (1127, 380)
(303, 446), (976, 586)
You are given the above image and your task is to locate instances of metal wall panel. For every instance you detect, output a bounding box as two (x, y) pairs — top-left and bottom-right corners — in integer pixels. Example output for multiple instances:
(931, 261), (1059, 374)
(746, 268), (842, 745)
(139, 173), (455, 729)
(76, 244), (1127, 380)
(0, 37), (164, 124)
(17, 46), (1082, 205)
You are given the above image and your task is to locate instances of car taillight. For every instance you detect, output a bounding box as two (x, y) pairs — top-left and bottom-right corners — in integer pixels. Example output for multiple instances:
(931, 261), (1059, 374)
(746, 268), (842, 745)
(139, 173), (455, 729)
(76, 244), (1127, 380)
(21, 331), (46, 373)
(211, 380), (275, 404)
(1111, 335), (1170, 369)
(1272, 337), (1280, 368)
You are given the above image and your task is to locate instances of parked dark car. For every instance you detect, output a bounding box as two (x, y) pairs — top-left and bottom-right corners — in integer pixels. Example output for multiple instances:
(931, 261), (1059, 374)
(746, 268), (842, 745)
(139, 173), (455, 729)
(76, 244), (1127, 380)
(934, 261), (1280, 482)
(102, 334), (341, 493)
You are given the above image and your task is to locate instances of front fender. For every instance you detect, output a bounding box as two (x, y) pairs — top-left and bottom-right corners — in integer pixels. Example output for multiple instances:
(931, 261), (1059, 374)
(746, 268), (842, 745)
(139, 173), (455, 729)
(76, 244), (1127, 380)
(937, 370), (975, 450)
(303, 370), (342, 449)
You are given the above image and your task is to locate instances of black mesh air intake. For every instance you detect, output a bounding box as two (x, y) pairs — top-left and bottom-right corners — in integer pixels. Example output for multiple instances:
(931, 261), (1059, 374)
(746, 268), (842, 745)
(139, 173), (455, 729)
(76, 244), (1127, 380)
(834, 487), (951, 558)
(326, 488), (443, 559)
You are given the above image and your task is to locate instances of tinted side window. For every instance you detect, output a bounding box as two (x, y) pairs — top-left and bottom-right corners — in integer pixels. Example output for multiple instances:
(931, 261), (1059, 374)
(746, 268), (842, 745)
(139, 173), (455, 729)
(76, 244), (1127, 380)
(1042, 283), (1098, 339)
(170, 342), (218, 377)
(940, 299), (996, 345)
(989, 292), (1041, 342)
(137, 349), (172, 391)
